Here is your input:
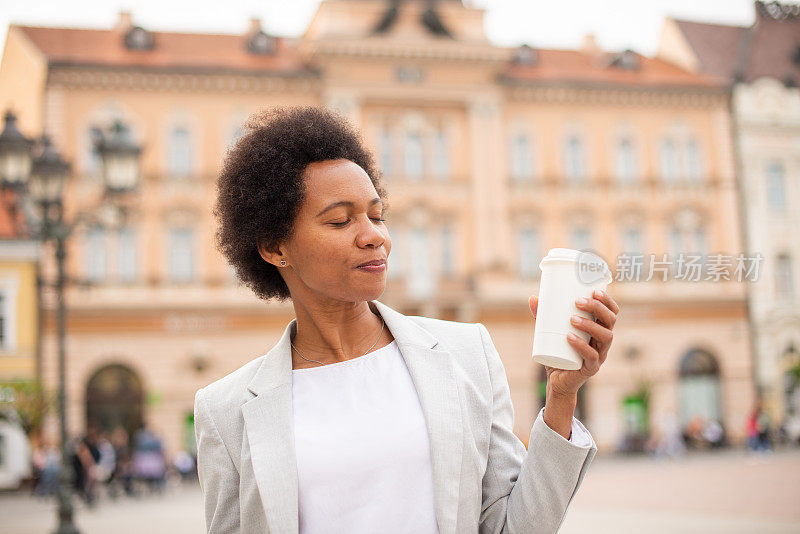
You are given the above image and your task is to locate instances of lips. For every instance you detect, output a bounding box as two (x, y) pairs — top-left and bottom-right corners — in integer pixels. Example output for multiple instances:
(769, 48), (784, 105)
(357, 259), (386, 267)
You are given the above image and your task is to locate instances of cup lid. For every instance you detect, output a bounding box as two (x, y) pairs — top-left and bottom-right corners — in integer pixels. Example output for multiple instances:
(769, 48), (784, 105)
(539, 248), (613, 285)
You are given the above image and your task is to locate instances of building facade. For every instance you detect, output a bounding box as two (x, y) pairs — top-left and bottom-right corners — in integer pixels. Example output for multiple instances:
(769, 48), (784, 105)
(0, 0), (754, 454)
(658, 0), (800, 439)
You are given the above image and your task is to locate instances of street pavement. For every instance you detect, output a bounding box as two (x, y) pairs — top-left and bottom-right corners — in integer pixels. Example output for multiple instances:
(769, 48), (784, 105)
(2, 447), (798, 533)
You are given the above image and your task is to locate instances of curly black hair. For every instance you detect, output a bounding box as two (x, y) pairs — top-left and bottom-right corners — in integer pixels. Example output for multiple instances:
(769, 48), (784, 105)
(213, 106), (390, 302)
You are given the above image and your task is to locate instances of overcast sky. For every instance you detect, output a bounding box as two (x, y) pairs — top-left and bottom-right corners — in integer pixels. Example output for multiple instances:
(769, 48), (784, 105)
(1, 0), (755, 57)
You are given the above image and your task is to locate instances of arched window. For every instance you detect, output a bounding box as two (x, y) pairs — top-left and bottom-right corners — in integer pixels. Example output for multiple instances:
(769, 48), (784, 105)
(615, 137), (637, 183)
(776, 253), (795, 300)
(168, 126), (193, 177)
(678, 348), (722, 429)
(686, 138), (703, 181)
(117, 226), (138, 283)
(408, 227), (433, 297)
(660, 138), (678, 182)
(379, 127), (393, 177)
(622, 226), (643, 255)
(86, 364), (144, 437)
(766, 161), (786, 209)
(441, 225), (455, 277)
(432, 129), (450, 179)
(511, 133), (533, 181)
(570, 226), (592, 251)
(564, 135), (586, 182)
(404, 131), (424, 179)
(168, 227), (195, 282)
(86, 226), (107, 282)
(517, 227), (541, 278)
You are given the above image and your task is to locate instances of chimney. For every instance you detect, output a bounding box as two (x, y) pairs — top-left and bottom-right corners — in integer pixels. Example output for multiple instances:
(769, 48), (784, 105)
(580, 32), (602, 57)
(115, 10), (133, 32)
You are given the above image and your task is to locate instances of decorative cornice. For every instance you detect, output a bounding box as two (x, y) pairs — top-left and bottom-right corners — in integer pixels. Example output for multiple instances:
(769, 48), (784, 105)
(46, 64), (321, 93)
(302, 40), (512, 63)
(503, 81), (729, 107)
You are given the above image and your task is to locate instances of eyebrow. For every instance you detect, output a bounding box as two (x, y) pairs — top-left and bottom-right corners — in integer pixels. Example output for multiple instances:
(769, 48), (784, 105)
(316, 198), (383, 217)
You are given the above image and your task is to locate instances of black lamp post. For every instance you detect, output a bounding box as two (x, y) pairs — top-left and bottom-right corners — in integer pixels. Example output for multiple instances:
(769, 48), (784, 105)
(0, 110), (141, 534)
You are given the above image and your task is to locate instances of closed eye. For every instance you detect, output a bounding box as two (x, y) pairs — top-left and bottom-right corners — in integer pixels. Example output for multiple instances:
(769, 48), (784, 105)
(331, 218), (386, 227)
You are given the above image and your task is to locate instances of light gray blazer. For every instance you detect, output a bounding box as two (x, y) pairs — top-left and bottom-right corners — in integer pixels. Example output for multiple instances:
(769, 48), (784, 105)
(194, 299), (597, 534)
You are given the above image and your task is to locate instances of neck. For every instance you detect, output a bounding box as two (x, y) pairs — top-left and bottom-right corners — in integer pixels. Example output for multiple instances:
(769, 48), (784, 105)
(290, 300), (385, 364)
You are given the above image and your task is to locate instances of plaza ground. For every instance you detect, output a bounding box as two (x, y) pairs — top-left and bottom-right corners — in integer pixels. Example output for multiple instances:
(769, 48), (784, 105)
(2, 448), (799, 533)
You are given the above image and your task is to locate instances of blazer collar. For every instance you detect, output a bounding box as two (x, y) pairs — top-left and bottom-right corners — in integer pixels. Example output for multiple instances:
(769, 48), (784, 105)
(241, 299), (463, 534)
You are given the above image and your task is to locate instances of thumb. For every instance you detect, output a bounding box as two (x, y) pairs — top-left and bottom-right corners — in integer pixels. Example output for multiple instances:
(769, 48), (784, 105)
(529, 295), (538, 317)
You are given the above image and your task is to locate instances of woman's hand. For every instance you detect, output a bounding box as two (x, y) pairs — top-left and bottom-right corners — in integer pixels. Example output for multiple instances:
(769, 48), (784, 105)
(529, 289), (620, 398)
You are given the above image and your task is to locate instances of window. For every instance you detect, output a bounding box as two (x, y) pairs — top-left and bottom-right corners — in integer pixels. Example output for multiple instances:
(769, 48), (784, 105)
(622, 226), (643, 255)
(570, 227), (592, 251)
(693, 226), (708, 258)
(118, 227), (138, 282)
(441, 226), (455, 277)
(86, 227), (107, 282)
(379, 128), (393, 177)
(669, 226), (683, 259)
(660, 139), (678, 182)
(511, 133), (533, 181)
(564, 135), (586, 182)
(517, 228), (541, 278)
(0, 293), (5, 349)
(84, 128), (101, 175)
(432, 130), (450, 179)
(404, 131), (424, 179)
(388, 227), (404, 280)
(776, 254), (794, 300)
(686, 138), (703, 181)
(766, 161), (786, 209)
(169, 227), (194, 282)
(408, 228), (433, 298)
(168, 126), (193, 177)
(615, 137), (637, 183)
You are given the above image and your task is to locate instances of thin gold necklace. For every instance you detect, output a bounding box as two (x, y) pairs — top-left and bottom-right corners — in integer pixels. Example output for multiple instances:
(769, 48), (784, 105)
(291, 318), (386, 367)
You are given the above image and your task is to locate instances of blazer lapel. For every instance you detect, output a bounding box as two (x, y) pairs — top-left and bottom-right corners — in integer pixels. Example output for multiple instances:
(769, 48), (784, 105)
(241, 300), (464, 534)
(372, 300), (464, 534)
(242, 317), (299, 533)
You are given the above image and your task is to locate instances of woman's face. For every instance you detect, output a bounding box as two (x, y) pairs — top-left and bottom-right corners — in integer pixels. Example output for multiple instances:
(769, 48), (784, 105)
(264, 158), (391, 304)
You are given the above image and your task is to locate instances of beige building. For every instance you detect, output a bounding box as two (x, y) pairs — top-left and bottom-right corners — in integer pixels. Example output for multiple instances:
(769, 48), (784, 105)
(0, 0), (753, 454)
(658, 0), (800, 439)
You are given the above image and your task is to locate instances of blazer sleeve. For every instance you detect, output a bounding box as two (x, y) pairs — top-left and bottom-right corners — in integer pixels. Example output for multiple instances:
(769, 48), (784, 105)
(476, 323), (597, 534)
(195, 387), (241, 533)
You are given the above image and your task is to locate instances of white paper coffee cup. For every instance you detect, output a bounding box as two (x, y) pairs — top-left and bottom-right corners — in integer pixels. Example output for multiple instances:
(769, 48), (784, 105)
(532, 248), (613, 371)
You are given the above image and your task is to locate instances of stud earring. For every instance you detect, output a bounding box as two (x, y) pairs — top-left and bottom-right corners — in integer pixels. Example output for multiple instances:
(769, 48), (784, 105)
(280, 260), (287, 266)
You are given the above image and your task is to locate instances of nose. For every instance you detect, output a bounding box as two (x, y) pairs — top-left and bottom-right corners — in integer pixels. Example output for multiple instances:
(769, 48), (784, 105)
(355, 215), (386, 249)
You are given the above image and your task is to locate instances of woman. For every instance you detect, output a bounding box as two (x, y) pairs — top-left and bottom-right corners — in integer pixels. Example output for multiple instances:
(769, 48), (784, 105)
(195, 106), (619, 533)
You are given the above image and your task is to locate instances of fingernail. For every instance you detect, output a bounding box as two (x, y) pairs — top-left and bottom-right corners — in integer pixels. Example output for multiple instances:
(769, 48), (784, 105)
(577, 297), (589, 305)
(596, 289), (606, 298)
(571, 315), (581, 324)
(568, 333), (577, 340)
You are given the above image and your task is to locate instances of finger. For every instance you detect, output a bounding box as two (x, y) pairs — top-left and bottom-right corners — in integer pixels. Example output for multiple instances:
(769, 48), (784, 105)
(570, 315), (613, 348)
(576, 295), (616, 329)
(567, 333), (600, 374)
(593, 288), (620, 316)
(529, 295), (538, 317)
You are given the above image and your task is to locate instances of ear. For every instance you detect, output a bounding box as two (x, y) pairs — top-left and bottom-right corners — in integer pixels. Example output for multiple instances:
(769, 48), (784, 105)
(256, 238), (286, 267)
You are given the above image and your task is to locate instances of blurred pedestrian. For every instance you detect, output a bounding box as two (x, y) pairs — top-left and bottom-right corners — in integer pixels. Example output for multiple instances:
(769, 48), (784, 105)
(72, 426), (102, 506)
(132, 422), (167, 494)
(655, 411), (686, 459)
(108, 426), (134, 498)
(31, 435), (60, 497)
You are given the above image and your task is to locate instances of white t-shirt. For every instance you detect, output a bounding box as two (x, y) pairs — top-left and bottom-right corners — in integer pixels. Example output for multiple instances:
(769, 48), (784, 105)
(291, 339), (593, 534)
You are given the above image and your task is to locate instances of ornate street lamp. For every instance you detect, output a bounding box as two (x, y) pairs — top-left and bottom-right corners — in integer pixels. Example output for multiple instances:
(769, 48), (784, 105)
(0, 110), (34, 189)
(91, 119), (142, 194)
(0, 110), (142, 534)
